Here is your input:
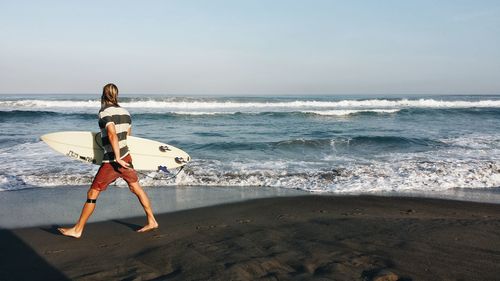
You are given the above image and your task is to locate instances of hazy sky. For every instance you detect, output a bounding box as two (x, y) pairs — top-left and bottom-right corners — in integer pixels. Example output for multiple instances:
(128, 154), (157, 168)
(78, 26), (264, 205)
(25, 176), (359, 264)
(1, 0), (499, 95)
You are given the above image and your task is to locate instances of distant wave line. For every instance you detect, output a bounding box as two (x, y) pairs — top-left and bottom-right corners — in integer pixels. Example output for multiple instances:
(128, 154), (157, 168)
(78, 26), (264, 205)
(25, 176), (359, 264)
(301, 109), (400, 116)
(0, 108), (401, 116)
(1, 98), (500, 109)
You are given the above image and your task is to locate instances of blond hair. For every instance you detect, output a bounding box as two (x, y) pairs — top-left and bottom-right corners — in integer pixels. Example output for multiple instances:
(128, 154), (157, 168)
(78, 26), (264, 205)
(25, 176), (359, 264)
(101, 83), (119, 107)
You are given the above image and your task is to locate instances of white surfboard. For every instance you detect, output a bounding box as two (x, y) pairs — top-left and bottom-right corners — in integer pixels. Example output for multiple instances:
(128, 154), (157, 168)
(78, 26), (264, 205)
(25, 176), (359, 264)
(41, 131), (190, 171)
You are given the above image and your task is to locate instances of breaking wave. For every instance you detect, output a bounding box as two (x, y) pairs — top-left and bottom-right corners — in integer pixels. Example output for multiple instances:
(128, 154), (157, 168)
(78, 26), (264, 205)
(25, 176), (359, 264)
(1, 98), (500, 114)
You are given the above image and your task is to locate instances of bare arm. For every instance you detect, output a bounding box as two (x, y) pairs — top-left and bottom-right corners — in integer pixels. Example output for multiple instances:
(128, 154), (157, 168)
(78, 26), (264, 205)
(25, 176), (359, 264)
(106, 123), (130, 168)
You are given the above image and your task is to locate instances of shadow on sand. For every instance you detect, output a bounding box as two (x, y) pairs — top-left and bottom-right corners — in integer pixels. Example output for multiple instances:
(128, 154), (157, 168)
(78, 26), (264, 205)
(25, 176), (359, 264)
(112, 219), (142, 231)
(0, 229), (69, 281)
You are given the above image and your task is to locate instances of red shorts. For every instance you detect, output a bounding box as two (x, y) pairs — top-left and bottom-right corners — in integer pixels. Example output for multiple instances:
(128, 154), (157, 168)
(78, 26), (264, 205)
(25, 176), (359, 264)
(90, 154), (139, 191)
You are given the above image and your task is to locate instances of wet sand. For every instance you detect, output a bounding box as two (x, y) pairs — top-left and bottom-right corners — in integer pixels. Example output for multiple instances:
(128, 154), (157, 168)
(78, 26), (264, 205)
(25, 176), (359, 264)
(1, 195), (500, 280)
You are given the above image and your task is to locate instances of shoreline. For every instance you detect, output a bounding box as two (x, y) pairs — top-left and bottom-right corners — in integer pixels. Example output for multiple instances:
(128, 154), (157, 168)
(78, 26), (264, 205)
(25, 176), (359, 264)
(1, 185), (500, 229)
(2, 195), (500, 280)
(0, 185), (307, 229)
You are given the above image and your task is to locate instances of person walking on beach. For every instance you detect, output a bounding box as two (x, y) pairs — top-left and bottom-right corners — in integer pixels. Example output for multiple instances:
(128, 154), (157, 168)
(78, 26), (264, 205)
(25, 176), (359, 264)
(58, 83), (158, 238)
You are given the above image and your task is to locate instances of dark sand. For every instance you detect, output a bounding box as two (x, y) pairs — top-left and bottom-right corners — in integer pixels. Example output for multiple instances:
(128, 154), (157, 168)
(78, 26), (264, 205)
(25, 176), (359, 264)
(1, 195), (500, 281)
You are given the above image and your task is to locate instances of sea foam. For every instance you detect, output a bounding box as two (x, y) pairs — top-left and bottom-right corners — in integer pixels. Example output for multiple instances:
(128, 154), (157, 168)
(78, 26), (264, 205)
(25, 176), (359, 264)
(1, 98), (500, 113)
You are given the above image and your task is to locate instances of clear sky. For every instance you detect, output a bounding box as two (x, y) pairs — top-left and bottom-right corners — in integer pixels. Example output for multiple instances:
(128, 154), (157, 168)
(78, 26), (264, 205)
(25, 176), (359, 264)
(1, 0), (499, 95)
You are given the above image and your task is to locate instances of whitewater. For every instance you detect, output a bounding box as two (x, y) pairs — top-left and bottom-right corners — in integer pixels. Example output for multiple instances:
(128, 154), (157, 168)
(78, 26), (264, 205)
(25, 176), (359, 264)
(0, 94), (499, 196)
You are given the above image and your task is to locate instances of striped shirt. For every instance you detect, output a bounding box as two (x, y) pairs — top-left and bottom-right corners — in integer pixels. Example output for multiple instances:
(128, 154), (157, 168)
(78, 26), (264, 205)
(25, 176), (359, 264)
(98, 105), (132, 162)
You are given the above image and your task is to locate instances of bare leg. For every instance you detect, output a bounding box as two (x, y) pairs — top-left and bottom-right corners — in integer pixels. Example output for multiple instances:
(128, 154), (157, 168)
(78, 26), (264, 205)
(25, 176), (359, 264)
(128, 181), (158, 232)
(58, 188), (101, 238)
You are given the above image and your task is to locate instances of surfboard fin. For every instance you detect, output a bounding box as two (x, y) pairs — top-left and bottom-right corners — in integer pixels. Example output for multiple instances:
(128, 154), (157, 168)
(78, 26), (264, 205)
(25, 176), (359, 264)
(175, 157), (188, 164)
(159, 145), (171, 152)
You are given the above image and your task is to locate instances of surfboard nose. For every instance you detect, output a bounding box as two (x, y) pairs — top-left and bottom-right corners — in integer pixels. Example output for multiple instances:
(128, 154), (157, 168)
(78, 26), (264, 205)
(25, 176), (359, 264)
(40, 133), (53, 142)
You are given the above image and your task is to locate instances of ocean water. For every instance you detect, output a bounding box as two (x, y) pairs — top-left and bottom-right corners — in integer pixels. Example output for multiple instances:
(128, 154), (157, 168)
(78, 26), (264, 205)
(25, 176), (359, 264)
(0, 94), (499, 195)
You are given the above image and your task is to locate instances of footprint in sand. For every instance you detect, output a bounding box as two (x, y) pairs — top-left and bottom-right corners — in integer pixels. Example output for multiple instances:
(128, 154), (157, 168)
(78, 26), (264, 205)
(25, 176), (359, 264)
(400, 209), (416, 215)
(196, 225), (218, 230)
(277, 213), (299, 220)
(153, 233), (168, 239)
(45, 249), (65, 255)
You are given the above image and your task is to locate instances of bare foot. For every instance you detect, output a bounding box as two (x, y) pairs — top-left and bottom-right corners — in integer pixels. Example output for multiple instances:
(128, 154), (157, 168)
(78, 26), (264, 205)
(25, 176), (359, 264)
(58, 227), (82, 239)
(137, 222), (159, 233)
